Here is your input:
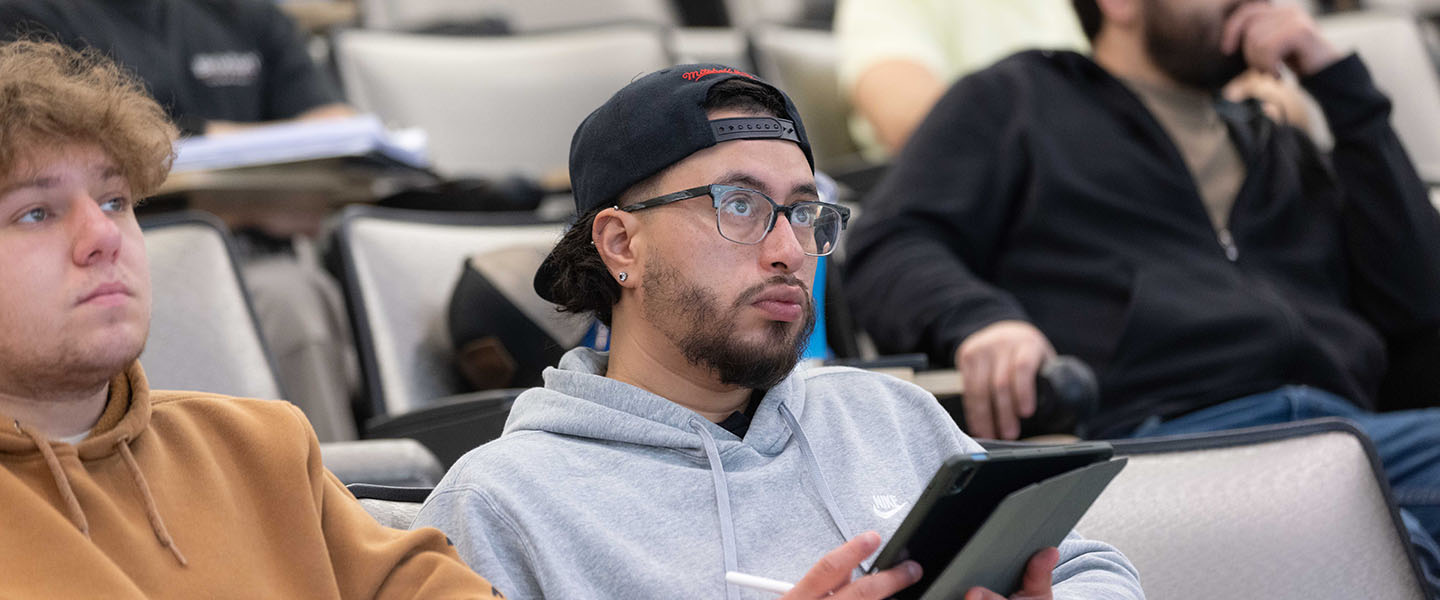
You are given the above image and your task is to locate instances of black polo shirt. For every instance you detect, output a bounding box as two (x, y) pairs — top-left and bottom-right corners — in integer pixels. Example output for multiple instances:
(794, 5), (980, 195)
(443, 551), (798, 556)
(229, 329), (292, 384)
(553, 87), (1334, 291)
(0, 0), (341, 133)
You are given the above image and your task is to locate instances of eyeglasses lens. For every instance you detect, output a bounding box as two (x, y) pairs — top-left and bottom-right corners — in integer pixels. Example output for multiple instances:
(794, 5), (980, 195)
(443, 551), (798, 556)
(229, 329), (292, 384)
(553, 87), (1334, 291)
(716, 189), (841, 256)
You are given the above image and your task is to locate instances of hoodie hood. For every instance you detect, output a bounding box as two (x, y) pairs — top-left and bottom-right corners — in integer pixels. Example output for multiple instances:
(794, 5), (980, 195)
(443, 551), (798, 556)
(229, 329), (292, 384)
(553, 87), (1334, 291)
(0, 362), (186, 565)
(504, 347), (809, 463)
(0, 361), (150, 460)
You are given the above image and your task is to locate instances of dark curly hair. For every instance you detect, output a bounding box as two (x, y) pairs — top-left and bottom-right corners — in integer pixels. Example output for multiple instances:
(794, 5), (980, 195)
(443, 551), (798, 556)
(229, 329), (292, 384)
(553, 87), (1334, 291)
(542, 205), (622, 325)
(543, 78), (789, 326)
(0, 39), (177, 196)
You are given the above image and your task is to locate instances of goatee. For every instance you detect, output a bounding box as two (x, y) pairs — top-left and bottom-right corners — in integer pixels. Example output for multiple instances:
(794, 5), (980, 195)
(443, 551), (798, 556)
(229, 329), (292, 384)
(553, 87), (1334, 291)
(643, 262), (816, 391)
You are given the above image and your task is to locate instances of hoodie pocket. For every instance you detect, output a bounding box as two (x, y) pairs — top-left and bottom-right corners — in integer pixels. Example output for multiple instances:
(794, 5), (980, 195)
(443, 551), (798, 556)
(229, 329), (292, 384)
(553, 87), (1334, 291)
(1102, 266), (1292, 397)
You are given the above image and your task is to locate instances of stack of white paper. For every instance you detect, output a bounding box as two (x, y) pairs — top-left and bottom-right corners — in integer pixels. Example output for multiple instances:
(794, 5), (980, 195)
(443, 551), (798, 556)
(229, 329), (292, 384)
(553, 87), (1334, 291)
(171, 114), (429, 173)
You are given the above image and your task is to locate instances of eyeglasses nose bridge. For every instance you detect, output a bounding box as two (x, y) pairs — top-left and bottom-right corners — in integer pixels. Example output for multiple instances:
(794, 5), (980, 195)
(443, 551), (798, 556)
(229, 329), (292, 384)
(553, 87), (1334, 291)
(768, 202), (792, 235)
(770, 203), (821, 254)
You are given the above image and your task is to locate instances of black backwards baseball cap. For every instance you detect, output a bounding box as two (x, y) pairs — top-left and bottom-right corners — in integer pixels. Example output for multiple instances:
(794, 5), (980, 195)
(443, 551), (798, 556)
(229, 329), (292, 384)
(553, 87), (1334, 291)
(533, 64), (814, 302)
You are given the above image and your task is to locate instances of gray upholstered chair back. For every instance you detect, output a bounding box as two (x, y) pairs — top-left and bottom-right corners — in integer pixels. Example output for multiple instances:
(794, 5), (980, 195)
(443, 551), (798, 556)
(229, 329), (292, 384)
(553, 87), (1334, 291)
(357, 497), (424, 530)
(333, 206), (568, 420)
(140, 212), (284, 400)
(143, 212), (450, 487)
(749, 26), (860, 172)
(334, 26), (670, 179)
(726, 0), (810, 28)
(356, 0), (676, 32)
(348, 484), (432, 530)
(322, 439), (445, 488)
(1076, 419), (1429, 600)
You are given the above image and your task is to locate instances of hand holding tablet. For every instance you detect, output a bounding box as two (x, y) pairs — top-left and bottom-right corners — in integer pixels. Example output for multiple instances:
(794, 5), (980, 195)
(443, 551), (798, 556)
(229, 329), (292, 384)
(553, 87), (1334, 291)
(874, 442), (1126, 599)
(726, 443), (1124, 600)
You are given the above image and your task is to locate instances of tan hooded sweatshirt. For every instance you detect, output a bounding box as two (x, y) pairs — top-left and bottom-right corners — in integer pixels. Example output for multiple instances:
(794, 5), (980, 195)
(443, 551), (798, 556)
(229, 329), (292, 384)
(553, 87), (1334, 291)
(0, 362), (503, 598)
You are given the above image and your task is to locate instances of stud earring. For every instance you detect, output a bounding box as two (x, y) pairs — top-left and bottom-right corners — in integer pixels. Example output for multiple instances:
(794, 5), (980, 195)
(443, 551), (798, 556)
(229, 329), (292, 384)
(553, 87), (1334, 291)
(618, 272), (629, 282)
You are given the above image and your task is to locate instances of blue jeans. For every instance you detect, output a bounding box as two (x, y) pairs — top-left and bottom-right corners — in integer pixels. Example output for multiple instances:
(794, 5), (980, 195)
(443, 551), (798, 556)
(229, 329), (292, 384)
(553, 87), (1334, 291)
(1129, 386), (1440, 591)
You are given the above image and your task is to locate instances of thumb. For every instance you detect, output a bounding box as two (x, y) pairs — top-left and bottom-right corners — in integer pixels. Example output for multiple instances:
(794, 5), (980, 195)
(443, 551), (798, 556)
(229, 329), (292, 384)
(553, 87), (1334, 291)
(1016, 547), (1060, 598)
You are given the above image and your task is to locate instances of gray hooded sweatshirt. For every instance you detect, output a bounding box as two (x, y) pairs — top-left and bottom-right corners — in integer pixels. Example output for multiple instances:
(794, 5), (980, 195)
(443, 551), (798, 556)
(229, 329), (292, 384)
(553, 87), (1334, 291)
(415, 348), (1143, 599)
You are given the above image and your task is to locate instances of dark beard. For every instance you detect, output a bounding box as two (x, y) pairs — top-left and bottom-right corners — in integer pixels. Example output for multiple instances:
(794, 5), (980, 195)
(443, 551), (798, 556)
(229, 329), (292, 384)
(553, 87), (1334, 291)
(1144, 0), (1252, 91)
(642, 261), (816, 391)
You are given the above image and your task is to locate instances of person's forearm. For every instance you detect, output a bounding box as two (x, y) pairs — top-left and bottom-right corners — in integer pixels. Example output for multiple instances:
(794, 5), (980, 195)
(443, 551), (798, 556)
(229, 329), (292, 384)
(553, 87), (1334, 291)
(845, 227), (1028, 362)
(846, 66), (1034, 361)
(1305, 56), (1440, 334)
(295, 102), (356, 121)
(850, 59), (946, 154)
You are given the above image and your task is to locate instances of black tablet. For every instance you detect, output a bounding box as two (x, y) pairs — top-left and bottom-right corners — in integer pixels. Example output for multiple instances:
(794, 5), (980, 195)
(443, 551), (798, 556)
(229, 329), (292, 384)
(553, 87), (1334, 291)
(871, 442), (1117, 599)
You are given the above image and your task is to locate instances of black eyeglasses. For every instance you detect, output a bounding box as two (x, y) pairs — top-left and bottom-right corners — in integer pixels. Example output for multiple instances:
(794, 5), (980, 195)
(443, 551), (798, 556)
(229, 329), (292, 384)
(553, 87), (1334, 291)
(618, 184), (850, 256)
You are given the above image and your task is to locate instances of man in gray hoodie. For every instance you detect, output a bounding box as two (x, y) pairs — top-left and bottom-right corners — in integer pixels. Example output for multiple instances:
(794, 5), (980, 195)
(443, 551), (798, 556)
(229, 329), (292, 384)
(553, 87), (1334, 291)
(414, 64), (1144, 600)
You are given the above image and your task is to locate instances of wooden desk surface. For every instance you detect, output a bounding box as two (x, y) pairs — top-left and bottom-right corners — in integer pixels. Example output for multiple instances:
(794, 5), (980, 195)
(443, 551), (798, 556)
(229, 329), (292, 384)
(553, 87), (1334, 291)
(279, 0), (359, 32)
(157, 159), (436, 236)
(872, 367), (964, 397)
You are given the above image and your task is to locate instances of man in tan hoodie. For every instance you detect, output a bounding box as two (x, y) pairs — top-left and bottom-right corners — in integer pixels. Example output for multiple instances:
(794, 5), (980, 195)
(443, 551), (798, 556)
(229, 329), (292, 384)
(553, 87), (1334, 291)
(0, 39), (506, 598)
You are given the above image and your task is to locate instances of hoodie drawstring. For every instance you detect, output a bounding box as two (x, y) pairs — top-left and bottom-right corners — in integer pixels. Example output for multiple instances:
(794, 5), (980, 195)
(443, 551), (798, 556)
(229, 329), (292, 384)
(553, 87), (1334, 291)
(690, 419), (741, 600)
(17, 420), (90, 539)
(115, 437), (188, 566)
(13, 420), (186, 567)
(779, 405), (865, 568)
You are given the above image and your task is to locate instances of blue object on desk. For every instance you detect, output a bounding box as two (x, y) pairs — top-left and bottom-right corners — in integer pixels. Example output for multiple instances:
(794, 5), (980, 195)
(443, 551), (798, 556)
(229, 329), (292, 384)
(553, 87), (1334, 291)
(802, 257), (831, 360)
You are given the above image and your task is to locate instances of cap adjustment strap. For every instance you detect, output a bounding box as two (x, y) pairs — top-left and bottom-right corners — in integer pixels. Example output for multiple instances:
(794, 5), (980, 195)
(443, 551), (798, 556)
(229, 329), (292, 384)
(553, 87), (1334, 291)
(709, 117), (800, 144)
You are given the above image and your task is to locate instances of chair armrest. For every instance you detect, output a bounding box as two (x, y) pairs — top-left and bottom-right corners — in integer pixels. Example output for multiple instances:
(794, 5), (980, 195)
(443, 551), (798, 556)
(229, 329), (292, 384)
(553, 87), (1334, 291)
(320, 438), (445, 487)
(363, 389), (520, 468)
(346, 483), (433, 530)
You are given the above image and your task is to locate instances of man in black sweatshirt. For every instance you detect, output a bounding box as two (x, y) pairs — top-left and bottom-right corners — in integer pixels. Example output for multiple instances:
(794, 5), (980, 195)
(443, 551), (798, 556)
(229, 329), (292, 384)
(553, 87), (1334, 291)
(844, 0), (1440, 583)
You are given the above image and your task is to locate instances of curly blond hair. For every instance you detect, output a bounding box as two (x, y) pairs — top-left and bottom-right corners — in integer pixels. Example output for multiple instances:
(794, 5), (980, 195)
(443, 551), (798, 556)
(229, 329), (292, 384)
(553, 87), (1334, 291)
(0, 40), (177, 196)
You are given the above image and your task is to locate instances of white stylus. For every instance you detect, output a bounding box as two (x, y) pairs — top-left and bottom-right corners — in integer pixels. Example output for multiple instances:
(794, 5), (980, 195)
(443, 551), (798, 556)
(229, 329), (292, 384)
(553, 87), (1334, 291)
(725, 571), (796, 595)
